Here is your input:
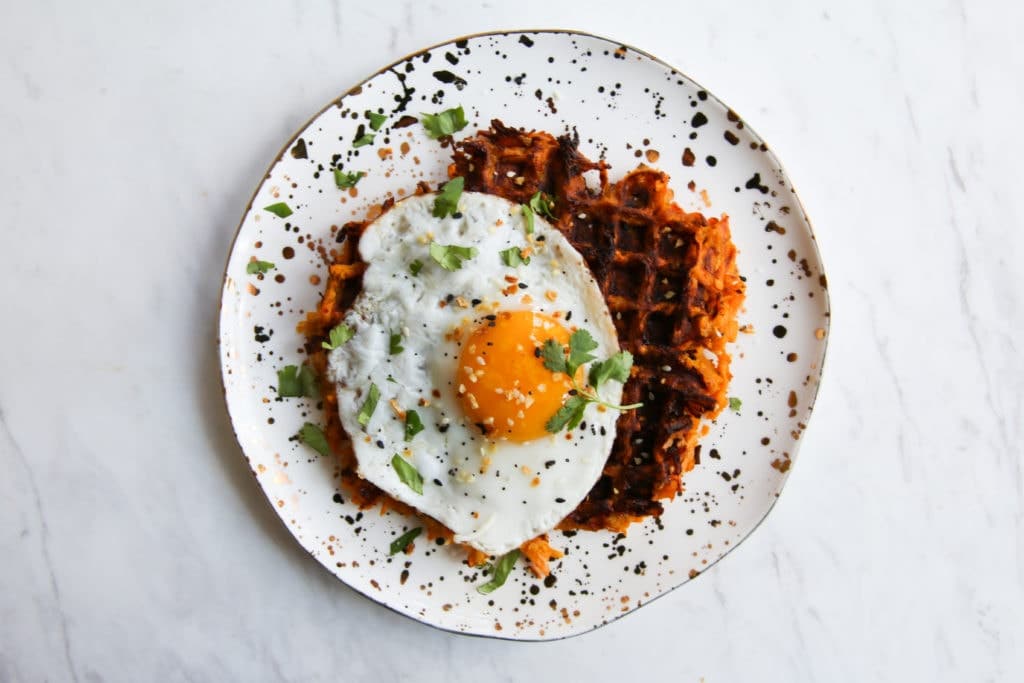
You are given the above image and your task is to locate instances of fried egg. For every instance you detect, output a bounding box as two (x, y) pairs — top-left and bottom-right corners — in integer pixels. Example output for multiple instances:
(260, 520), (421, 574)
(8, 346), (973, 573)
(327, 191), (623, 555)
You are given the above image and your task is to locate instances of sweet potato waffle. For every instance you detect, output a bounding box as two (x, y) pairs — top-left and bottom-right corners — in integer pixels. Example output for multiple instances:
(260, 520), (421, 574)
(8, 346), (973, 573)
(451, 121), (745, 531)
(299, 120), (743, 569)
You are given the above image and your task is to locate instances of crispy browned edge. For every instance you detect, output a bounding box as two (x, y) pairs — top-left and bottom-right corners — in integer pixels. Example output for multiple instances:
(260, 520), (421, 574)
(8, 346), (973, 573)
(297, 120), (744, 574)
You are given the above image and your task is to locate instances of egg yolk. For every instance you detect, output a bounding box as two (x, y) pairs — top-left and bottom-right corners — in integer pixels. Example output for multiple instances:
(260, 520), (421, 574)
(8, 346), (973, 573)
(456, 310), (577, 442)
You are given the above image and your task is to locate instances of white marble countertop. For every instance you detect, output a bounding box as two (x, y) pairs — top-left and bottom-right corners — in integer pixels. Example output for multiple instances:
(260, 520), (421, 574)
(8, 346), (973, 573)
(2, 1), (1021, 680)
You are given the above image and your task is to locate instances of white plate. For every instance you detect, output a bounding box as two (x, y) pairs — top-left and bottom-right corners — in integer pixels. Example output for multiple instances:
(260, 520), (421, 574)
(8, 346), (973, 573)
(218, 30), (829, 640)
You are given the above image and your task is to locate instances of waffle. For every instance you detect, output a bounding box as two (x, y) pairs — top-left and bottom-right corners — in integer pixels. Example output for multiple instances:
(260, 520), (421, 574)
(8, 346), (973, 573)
(451, 120), (745, 532)
(300, 119), (744, 554)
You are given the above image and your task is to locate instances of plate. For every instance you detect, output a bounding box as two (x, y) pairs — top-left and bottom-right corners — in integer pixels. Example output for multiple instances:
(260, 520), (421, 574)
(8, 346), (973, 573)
(218, 30), (829, 640)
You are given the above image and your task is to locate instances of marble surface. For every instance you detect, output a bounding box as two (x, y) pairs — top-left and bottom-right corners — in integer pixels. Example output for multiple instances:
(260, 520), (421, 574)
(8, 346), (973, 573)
(1, 0), (1021, 680)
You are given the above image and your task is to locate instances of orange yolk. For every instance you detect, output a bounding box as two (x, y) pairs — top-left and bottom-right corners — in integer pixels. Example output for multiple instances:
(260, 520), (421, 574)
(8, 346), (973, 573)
(456, 310), (577, 442)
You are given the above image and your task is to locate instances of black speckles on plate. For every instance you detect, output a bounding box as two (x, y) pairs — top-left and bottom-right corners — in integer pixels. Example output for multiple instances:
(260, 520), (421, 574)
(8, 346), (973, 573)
(220, 29), (829, 642)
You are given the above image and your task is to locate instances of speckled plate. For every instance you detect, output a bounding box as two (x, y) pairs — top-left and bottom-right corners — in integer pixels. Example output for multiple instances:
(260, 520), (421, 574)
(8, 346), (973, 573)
(218, 30), (829, 640)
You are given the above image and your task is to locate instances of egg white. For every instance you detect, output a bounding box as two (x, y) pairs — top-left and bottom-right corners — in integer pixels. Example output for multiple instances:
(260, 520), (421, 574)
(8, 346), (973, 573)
(327, 192), (623, 555)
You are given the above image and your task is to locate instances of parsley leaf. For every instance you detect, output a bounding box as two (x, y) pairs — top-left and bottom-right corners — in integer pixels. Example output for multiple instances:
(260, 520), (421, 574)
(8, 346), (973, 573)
(353, 133), (375, 148)
(277, 364), (318, 398)
(529, 191), (556, 220)
(367, 111), (387, 131)
(429, 241), (477, 271)
(409, 259), (424, 276)
(499, 246), (530, 267)
(477, 549), (520, 594)
(389, 331), (404, 355)
(566, 329), (599, 377)
(246, 260), (275, 275)
(297, 422), (331, 457)
(333, 169), (364, 189)
(540, 339), (567, 374)
(391, 455), (424, 494)
(357, 383), (380, 428)
(404, 409), (424, 441)
(421, 105), (468, 139)
(389, 527), (422, 556)
(729, 397), (742, 412)
(432, 176), (464, 218)
(322, 323), (355, 350)
(588, 351), (634, 390)
(521, 203), (535, 235)
(544, 394), (588, 433)
(263, 202), (292, 218)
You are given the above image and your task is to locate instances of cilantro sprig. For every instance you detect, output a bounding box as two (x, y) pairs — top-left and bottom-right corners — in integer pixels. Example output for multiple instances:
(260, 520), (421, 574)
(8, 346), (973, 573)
(477, 549), (520, 594)
(421, 105), (468, 139)
(433, 176), (464, 218)
(333, 169), (364, 189)
(728, 397), (742, 412)
(409, 259), (424, 276)
(322, 323), (355, 350)
(391, 455), (424, 494)
(540, 329), (641, 433)
(353, 133), (375, 147)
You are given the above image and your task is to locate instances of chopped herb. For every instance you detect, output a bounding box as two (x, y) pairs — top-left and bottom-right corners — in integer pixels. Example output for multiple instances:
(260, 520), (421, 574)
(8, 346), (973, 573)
(389, 527), (422, 555)
(353, 133), (375, 147)
(409, 259), (424, 276)
(297, 422), (331, 457)
(333, 169), (364, 189)
(263, 202), (293, 218)
(529, 191), (557, 220)
(391, 454), (424, 494)
(367, 111), (387, 131)
(246, 260), (275, 275)
(357, 383), (380, 427)
(499, 246), (530, 267)
(385, 374), (397, 383)
(421, 105), (468, 139)
(389, 331), (404, 355)
(477, 549), (520, 594)
(729, 397), (742, 412)
(404, 409), (424, 441)
(277, 364), (318, 398)
(322, 323), (355, 350)
(521, 203), (535, 235)
(588, 351), (634, 390)
(429, 241), (478, 271)
(432, 176), (465, 218)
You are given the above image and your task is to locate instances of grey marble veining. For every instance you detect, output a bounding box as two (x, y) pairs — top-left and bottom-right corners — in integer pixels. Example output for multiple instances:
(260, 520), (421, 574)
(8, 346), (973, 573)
(1, 0), (1021, 680)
